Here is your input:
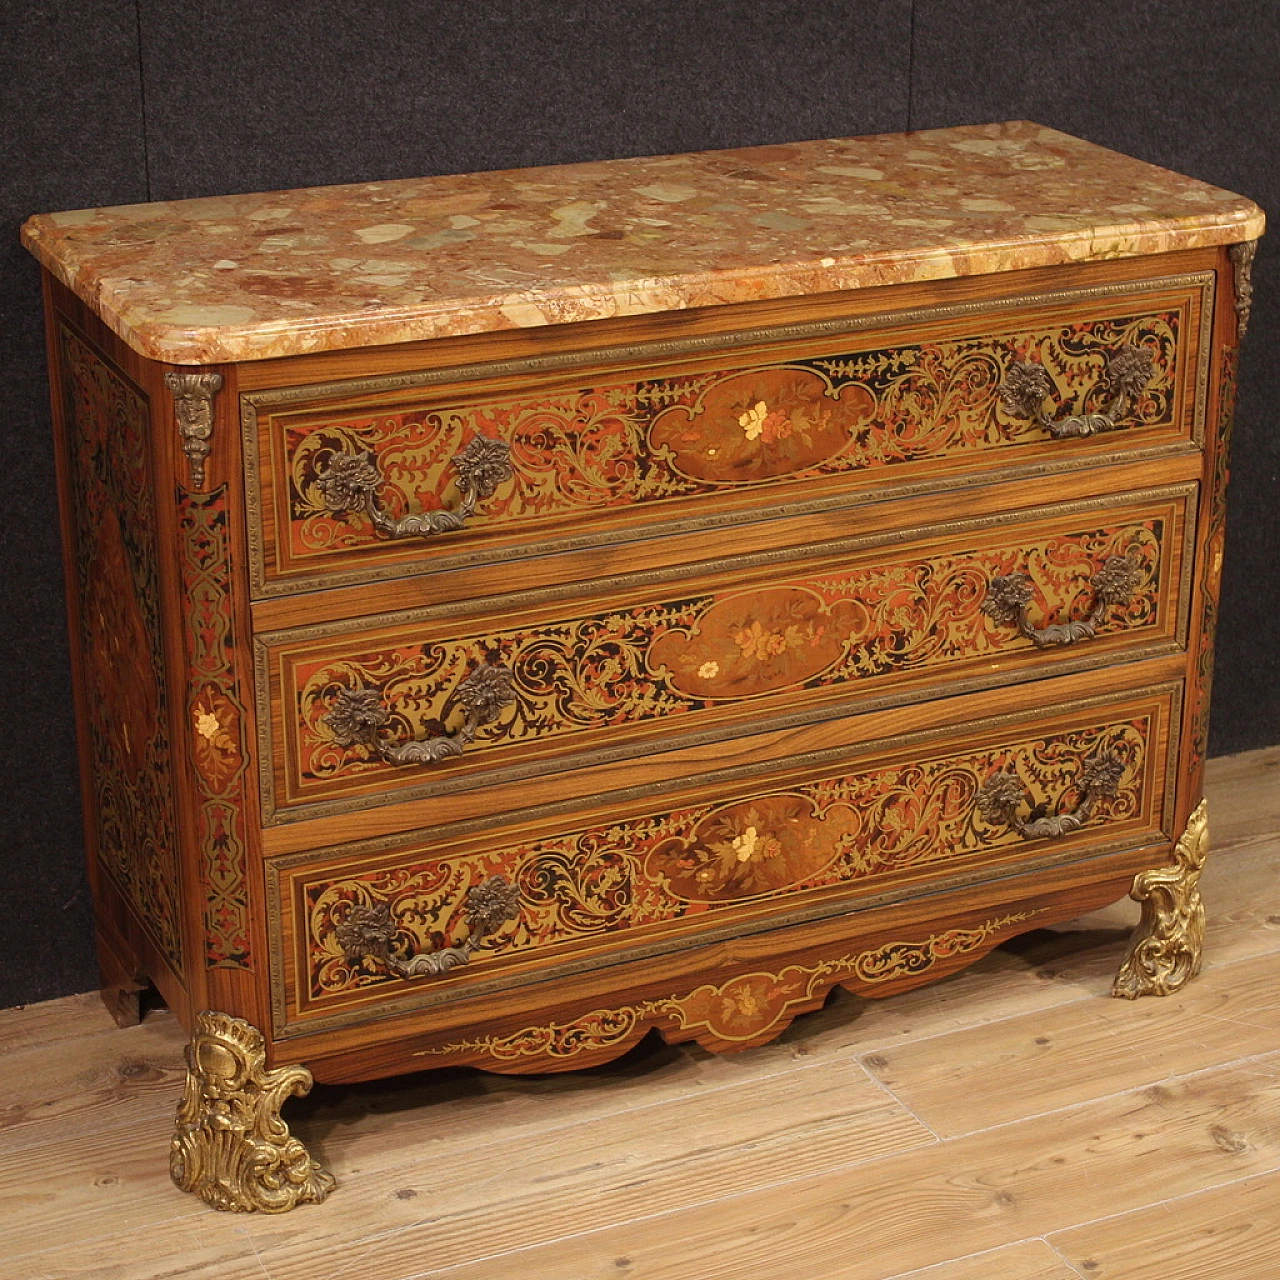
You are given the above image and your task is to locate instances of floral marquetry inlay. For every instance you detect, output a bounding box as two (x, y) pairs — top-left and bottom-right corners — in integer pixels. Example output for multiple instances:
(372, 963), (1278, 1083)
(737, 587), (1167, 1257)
(411, 910), (1043, 1063)
(281, 307), (1180, 565)
(287, 509), (1167, 801)
(296, 713), (1151, 1008)
(179, 487), (253, 968)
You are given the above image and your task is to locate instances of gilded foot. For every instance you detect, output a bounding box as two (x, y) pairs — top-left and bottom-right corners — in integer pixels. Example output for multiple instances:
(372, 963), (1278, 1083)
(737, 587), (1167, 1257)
(1112, 798), (1208, 999)
(170, 1010), (335, 1212)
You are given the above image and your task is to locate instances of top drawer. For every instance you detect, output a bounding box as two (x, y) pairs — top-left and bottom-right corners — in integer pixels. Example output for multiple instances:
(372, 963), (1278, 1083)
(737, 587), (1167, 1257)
(241, 272), (1213, 598)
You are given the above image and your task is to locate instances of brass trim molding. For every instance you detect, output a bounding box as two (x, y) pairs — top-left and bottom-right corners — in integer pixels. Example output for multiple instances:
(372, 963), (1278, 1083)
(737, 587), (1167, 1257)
(165, 370), (224, 490)
(240, 272), (1214, 598)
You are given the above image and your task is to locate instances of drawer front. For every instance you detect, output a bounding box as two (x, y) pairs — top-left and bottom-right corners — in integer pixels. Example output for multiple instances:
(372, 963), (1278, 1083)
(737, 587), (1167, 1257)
(243, 274), (1212, 596)
(268, 682), (1181, 1034)
(256, 486), (1194, 823)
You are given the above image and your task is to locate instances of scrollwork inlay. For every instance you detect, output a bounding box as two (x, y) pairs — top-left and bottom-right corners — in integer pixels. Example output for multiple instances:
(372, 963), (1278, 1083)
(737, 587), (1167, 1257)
(300, 716), (1150, 1005)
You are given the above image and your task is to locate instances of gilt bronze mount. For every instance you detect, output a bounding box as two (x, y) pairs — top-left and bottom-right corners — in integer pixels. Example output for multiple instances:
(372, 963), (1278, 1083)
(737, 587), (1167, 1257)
(170, 1010), (334, 1213)
(1113, 798), (1209, 998)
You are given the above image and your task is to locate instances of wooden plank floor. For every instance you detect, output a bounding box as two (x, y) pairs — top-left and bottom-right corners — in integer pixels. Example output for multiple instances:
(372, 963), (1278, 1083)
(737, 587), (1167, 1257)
(2, 747), (1277, 1280)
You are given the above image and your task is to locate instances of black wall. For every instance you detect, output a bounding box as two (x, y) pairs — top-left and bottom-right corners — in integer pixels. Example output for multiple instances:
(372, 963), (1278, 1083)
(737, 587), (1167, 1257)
(3, 1), (1276, 1009)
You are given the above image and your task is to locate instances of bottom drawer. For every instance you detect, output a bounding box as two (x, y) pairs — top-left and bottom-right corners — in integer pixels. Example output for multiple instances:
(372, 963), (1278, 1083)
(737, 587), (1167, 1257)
(269, 679), (1181, 1037)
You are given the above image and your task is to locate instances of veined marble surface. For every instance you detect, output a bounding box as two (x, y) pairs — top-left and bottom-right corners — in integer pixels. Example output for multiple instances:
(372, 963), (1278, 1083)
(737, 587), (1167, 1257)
(22, 121), (1264, 365)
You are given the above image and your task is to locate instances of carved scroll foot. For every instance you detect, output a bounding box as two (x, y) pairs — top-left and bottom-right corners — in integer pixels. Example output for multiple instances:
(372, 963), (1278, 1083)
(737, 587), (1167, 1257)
(170, 1010), (335, 1213)
(1112, 799), (1209, 999)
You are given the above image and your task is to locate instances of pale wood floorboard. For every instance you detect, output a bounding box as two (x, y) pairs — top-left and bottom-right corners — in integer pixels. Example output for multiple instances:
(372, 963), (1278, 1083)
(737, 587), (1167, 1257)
(1050, 1169), (1280, 1279)
(1, 746), (1276, 1280)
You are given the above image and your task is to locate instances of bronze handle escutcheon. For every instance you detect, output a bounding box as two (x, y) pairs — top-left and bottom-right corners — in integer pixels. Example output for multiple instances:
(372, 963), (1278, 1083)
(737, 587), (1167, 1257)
(977, 752), (1125, 841)
(335, 875), (521, 978)
(998, 345), (1154, 438)
(316, 435), (513, 539)
(982, 554), (1144, 649)
(323, 663), (515, 766)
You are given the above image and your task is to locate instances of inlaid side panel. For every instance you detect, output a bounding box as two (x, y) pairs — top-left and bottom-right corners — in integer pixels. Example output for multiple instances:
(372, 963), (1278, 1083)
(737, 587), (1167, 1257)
(259, 487), (1193, 821)
(269, 684), (1179, 1032)
(59, 323), (184, 971)
(245, 275), (1211, 595)
(177, 486), (253, 968)
(1189, 344), (1238, 781)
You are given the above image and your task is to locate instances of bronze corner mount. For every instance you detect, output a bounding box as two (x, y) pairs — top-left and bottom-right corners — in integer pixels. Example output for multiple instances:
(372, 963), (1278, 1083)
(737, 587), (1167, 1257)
(1228, 240), (1257, 341)
(165, 370), (224, 490)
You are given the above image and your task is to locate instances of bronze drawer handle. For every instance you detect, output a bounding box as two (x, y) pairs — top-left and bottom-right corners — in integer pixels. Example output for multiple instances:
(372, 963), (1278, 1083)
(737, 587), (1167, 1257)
(316, 435), (512, 539)
(998, 345), (1154, 438)
(977, 751), (1124, 841)
(335, 875), (521, 978)
(323, 663), (515, 766)
(982, 554), (1143, 649)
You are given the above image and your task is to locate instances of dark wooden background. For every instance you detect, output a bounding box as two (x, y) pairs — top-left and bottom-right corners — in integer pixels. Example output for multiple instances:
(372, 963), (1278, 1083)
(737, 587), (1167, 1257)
(3, 1), (1276, 1009)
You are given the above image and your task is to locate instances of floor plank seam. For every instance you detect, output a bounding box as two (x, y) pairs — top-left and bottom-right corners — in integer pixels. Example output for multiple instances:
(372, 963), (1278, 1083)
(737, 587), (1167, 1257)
(1045, 1234), (1094, 1279)
(371, 1047), (1280, 1280)
(4, 1208), (217, 1268)
(927, 1041), (1280, 1141)
(2, 749), (1274, 1280)
(0, 1096), (184, 1155)
(843, 939), (1280, 1067)
(876, 1238), (1053, 1279)
(288, 1049), (864, 1182)
(1041, 1163), (1280, 1249)
(8, 1008), (1279, 1268)
(851, 1053), (945, 1142)
(368, 1121), (977, 1280)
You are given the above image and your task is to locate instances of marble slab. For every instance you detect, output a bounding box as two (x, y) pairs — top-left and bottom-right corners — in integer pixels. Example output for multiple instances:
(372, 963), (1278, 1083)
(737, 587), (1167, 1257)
(21, 120), (1264, 365)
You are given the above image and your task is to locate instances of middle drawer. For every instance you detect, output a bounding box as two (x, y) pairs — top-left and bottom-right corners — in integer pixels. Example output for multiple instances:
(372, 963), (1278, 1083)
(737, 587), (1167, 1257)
(255, 483), (1194, 824)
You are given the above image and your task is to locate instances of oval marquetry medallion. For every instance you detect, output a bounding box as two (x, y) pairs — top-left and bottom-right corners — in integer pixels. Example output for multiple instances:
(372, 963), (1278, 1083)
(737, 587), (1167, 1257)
(646, 792), (859, 902)
(650, 367), (876, 482)
(651, 586), (861, 699)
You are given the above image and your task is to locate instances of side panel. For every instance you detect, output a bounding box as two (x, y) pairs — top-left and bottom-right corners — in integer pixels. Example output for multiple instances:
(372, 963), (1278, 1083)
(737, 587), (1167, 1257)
(47, 304), (189, 1015)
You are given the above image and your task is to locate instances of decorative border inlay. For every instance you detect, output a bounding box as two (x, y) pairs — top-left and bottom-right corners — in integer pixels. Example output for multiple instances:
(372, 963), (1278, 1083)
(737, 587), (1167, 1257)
(178, 485), (253, 968)
(410, 910), (1044, 1063)
(60, 321), (184, 970)
(1189, 343), (1239, 777)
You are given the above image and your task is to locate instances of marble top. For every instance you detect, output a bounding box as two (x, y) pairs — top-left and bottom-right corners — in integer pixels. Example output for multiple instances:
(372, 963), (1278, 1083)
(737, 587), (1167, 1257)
(22, 121), (1264, 365)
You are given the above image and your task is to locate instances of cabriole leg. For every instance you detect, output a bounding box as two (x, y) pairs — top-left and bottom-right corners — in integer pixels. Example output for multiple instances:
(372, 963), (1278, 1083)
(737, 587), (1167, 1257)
(170, 1010), (335, 1212)
(1112, 798), (1209, 999)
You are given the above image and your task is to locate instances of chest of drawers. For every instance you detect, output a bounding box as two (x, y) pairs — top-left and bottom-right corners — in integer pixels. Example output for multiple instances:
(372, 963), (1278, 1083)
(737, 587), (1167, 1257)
(22, 121), (1263, 1214)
